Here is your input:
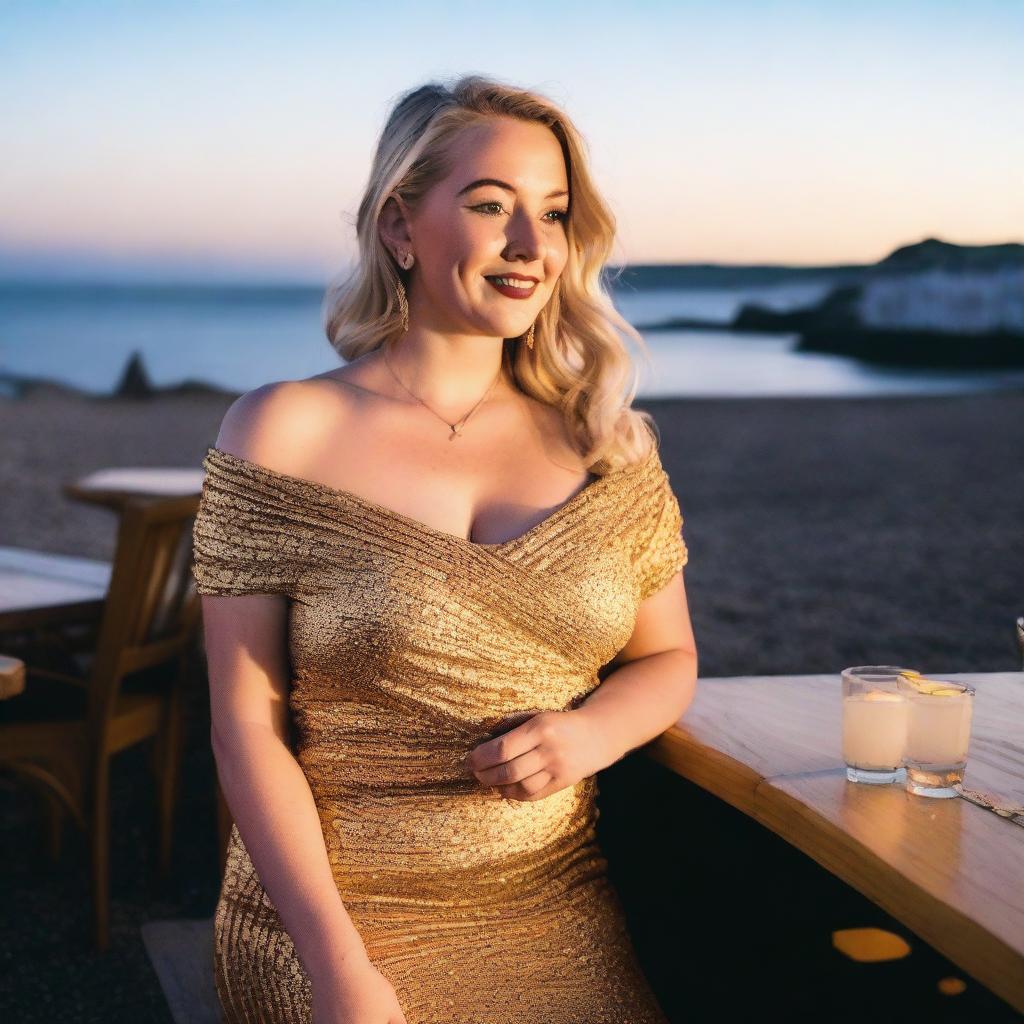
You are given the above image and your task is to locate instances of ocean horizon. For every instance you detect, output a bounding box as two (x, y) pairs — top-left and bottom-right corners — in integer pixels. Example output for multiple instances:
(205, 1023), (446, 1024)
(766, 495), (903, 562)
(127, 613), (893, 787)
(3, 279), (1024, 400)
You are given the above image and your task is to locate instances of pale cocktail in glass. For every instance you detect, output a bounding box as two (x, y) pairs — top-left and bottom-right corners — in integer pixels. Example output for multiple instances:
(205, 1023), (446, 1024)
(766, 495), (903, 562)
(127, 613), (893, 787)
(896, 671), (975, 799)
(841, 665), (916, 784)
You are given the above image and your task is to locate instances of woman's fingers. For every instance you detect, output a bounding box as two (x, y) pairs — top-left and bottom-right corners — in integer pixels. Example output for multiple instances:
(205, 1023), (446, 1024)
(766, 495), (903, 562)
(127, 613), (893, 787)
(496, 767), (554, 801)
(473, 745), (546, 786)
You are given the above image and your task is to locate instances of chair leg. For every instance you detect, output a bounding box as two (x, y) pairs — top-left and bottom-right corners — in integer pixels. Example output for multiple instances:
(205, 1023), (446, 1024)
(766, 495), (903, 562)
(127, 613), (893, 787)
(156, 681), (185, 880)
(90, 761), (111, 952)
(16, 772), (65, 863)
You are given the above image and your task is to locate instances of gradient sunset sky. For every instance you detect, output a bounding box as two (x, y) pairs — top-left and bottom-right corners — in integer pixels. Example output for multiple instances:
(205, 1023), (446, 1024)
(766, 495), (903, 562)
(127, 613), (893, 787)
(2, 0), (1021, 283)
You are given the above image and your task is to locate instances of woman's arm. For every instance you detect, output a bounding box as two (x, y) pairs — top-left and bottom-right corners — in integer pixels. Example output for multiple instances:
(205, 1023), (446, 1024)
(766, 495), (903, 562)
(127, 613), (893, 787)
(579, 570), (698, 763)
(204, 589), (369, 982)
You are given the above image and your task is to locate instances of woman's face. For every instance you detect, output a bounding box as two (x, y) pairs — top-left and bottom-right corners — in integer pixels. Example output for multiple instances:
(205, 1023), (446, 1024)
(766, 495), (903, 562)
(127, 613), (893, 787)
(392, 117), (571, 340)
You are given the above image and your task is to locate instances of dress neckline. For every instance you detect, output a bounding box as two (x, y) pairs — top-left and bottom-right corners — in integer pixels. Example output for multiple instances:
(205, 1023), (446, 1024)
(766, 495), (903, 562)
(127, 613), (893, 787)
(204, 443), (657, 552)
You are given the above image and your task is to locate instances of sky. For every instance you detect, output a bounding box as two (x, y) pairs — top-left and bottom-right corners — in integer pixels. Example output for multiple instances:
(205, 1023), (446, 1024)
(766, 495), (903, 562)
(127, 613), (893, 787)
(1, 0), (1021, 283)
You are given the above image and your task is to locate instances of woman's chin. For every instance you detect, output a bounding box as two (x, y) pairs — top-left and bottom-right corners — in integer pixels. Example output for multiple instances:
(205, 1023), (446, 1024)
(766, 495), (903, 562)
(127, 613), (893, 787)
(471, 318), (529, 340)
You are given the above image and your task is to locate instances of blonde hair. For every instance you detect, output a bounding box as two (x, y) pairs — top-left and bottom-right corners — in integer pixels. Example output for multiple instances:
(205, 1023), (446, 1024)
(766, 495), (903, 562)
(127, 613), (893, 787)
(321, 74), (660, 473)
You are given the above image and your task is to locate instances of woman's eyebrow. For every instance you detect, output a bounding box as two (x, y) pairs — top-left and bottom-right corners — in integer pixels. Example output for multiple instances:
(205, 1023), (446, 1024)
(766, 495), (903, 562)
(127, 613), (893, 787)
(457, 177), (569, 200)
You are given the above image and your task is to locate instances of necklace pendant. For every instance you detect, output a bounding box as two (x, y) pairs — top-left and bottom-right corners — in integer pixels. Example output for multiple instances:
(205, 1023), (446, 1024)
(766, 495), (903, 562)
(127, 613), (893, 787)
(450, 424), (462, 440)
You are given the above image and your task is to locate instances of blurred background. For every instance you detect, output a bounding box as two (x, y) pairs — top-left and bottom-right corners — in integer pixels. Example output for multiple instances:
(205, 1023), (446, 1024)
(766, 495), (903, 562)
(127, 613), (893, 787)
(1, 1), (1022, 1021)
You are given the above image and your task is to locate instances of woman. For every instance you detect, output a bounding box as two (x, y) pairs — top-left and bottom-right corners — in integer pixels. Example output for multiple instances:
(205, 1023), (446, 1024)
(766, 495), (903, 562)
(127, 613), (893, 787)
(193, 74), (698, 1024)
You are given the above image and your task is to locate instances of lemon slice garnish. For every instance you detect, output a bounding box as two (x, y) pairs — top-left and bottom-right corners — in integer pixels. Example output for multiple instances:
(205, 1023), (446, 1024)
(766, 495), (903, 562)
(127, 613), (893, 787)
(898, 671), (962, 696)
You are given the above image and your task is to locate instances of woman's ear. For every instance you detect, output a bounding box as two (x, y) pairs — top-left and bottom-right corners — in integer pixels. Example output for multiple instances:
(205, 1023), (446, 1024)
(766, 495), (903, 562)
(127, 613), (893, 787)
(378, 193), (413, 259)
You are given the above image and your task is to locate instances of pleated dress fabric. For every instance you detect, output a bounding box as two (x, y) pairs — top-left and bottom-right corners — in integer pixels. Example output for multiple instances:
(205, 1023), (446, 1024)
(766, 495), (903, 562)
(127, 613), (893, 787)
(192, 437), (689, 1024)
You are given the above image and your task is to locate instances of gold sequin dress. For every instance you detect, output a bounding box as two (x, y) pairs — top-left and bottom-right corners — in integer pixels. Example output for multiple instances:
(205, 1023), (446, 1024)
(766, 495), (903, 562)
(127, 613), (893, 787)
(192, 437), (688, 1024)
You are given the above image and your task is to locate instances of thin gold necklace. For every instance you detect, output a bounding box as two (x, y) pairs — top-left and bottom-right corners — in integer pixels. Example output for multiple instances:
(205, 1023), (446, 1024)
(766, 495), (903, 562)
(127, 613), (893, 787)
(382, 346), (504, 441)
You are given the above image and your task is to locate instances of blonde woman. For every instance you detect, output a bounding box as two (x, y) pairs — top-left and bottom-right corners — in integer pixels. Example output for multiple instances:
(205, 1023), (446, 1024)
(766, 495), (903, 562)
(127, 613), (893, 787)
(193, 74), (698, 1024)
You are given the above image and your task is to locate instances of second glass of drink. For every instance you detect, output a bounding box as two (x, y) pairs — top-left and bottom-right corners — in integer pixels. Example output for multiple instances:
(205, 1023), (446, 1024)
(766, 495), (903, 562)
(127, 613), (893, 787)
(896, 671), (975, 799)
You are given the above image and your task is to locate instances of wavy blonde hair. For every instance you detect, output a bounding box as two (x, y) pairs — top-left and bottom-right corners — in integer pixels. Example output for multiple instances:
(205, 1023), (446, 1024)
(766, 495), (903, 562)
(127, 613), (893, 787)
(321, 74), (660, 473)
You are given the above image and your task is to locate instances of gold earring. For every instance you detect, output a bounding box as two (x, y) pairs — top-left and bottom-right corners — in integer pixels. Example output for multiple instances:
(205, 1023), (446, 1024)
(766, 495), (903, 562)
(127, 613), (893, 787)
(525, 322), (535, 350)
(396, 278), (410, 333)
(394, 250), (413, 333)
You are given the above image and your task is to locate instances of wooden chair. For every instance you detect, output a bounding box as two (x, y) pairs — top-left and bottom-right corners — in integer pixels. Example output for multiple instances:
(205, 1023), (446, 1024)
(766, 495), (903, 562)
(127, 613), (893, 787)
(0, 493), (202, 951)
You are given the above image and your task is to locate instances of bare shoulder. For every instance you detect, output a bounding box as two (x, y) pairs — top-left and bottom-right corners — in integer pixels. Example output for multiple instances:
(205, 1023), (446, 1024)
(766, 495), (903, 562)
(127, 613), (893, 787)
(214, 377), (356, 474)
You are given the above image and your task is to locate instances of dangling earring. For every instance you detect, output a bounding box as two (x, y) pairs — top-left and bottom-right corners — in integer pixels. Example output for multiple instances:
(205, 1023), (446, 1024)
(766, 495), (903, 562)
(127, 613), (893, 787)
(395, 250), (414, 333)
(396, 279), (410, 333)
(525, 321), (535, 350)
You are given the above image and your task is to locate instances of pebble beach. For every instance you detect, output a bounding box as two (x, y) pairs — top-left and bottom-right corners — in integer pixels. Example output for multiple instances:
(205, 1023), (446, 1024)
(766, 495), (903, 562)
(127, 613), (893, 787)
(1, 381), (1023, 1021)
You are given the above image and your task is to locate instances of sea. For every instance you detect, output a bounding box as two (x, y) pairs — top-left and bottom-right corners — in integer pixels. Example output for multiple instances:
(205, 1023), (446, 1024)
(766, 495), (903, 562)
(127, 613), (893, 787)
(3, 280), (1024, 399)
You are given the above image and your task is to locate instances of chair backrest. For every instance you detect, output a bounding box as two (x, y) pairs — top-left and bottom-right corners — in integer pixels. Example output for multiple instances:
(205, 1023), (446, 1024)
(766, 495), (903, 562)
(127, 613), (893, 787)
(85, 493), (201, 743)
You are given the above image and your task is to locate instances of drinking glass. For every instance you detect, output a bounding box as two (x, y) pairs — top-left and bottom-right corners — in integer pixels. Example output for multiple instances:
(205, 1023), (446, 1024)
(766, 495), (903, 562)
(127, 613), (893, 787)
(896, 671), (975, 799)
(841, 665), (916, 784)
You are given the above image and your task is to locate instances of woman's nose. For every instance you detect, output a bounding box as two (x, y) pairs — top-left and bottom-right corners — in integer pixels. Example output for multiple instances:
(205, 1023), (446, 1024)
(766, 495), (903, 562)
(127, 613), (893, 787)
(505, 212), (544, 257)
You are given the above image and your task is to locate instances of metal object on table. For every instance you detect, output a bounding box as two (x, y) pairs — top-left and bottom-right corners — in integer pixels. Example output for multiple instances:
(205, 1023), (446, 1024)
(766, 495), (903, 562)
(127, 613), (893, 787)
(956, 782), (1024, 827)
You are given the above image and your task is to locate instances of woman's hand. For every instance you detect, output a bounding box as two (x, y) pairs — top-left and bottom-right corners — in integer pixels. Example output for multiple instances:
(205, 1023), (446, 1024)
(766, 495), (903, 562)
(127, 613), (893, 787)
(311, 952), (408, 1024)
(462, 708), (614, 802)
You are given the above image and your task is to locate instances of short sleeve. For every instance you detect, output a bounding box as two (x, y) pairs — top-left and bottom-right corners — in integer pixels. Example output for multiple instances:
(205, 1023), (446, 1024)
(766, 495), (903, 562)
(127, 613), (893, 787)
(631, 451), (689, 602)
(191, 448), (305, 597)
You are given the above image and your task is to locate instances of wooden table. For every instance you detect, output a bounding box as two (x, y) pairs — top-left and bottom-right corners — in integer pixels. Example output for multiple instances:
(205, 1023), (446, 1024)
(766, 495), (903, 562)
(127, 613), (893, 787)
(0, 654), (26, 698)
(63, 466), (204, 512)
(1, 465), (202, 632)
(645, 671), (1024, 1014)
(0, 546), (112, 631)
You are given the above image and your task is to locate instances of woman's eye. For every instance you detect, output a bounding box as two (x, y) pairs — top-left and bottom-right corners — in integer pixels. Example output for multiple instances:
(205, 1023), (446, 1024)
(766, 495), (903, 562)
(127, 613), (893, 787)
(471, 202), (569, 223)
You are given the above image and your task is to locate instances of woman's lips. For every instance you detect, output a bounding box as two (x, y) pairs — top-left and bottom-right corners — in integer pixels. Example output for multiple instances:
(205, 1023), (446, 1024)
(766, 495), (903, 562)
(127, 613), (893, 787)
(485, 276), (537, 300)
